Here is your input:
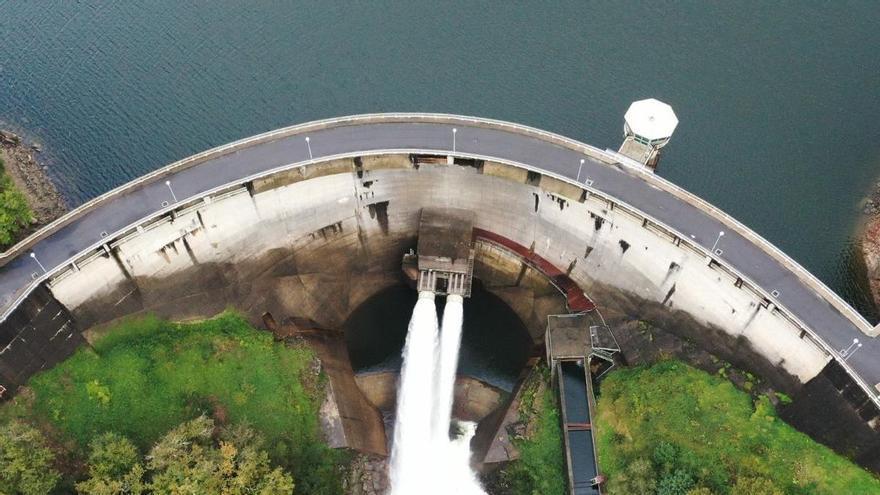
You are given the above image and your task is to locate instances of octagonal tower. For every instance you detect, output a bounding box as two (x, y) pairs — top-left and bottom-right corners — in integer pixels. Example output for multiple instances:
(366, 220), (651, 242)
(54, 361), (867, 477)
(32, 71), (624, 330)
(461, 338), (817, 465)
(618, 98), (678, 171)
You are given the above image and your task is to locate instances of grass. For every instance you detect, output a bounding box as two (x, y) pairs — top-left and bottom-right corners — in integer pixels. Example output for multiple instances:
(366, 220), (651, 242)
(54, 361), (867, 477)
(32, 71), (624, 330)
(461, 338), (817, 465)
(595, 359), (880, 494)
(494, 366), (567, 495)
(1, 312), (345, 494)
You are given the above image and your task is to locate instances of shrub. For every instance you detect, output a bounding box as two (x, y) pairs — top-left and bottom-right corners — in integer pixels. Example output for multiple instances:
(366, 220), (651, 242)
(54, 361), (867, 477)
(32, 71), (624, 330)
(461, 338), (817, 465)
(0, 158), (33, 247)
(11, 313), (342, 493)
(146, 416), (294, 494)
(76, 417), (295, 494)
(657, 468), (695, 495)
(607, 458), (656, 495)
(0, 420), (60, 495)
(495, 367), (566, 495)
(595, 360), (880, 494)
(730, 476), (782, 495)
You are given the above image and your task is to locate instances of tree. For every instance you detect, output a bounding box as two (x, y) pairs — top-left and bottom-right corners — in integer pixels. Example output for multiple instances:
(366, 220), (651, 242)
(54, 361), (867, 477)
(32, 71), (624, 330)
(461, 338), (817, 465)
(657, 468), (695, 495)
(608, 458), (657, 495)
(146, 416), (294, 495)
(0, 165), (33, 247)
(76, 432), (146, 495)
(685, 488), (715, 495)
(0, 420), (60, 495)
(653, 441), (679, 473)
(76, 417), (294, 495)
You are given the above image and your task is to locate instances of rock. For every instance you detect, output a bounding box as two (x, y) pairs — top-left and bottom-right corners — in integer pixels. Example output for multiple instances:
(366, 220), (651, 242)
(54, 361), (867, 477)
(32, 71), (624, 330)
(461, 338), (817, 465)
(0, 130), (20, 145)
(345, 454), (389, 495)
(310, 355), (323, 376)
(861, 215), (880, 308)
(506, 420), (527, 440)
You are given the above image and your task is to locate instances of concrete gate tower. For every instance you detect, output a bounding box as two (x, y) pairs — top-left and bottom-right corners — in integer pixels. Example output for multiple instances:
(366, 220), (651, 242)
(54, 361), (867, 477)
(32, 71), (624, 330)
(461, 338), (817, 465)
(618, 98), (678, 171)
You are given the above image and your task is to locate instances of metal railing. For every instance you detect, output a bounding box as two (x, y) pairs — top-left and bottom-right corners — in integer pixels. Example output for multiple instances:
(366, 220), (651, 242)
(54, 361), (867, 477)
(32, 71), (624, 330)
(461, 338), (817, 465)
(0, 113), (875, 405)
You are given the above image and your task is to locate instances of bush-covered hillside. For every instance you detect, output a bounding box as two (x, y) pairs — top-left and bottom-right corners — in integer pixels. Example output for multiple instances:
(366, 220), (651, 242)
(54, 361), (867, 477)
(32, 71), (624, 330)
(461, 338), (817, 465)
(596, 360), (880, 494)
(0, 313), (345, 494)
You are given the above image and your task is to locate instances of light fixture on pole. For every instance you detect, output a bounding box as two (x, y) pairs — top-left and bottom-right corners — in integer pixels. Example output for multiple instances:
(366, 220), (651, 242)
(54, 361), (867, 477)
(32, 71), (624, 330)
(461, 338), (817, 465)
(452, 128), (457, 154)
(305, 136), (313, 160)
(165, 180), (178, 203)
(577, 159), (585, 182)
(30, 252), (46, 273)
(711, 231), (725, 253)
(844, 342), (863, 362)
(842, 338), (860, 359)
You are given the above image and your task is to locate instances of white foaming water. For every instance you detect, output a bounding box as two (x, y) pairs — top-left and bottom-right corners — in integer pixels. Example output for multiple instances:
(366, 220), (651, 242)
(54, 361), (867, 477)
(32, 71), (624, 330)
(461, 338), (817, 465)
(389, 291), (440, 494)
(438, 421), (487, 495)
(389, 292), (486, 495)
(432, 294), (464, 444)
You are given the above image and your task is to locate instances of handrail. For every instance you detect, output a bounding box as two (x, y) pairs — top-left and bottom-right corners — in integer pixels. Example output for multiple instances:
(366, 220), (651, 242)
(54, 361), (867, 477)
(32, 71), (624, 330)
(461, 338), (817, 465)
(0, 113), (612, 262)
(2, 143), (878, 406)
(0, 114), (873, 348)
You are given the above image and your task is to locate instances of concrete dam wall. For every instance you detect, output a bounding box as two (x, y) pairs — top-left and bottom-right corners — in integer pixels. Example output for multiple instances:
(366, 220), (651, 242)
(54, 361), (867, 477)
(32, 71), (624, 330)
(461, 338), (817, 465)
(38, 154), (826, 383)
(0, 114), (878, 464)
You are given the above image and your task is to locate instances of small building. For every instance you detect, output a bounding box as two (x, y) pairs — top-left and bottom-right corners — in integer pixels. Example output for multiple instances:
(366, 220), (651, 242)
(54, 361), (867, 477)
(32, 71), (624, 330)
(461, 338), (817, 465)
(404, 208), (475, 297)
(618, 98), (678, 171)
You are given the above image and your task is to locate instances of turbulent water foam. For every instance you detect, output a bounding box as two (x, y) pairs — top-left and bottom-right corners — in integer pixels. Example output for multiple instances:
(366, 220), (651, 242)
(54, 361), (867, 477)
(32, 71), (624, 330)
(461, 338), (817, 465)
(433, 294), (464, 443)
(389, 292), (440, 493)
(389, 292), (485, 495)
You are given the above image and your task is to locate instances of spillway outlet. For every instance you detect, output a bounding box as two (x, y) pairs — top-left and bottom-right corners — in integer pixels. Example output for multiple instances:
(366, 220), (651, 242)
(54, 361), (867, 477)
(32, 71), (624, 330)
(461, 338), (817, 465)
(405, 207), (476, 297)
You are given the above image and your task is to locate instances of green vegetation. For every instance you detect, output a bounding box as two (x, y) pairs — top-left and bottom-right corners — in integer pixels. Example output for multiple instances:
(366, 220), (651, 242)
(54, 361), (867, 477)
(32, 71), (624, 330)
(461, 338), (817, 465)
(0, 420), (60, 495)
(76, 416), (294, 494)
(0, 157), (33, 247)
(1, 312), (344, 494)
(492, 366), (567, 495)
(596, 360), (880, 494)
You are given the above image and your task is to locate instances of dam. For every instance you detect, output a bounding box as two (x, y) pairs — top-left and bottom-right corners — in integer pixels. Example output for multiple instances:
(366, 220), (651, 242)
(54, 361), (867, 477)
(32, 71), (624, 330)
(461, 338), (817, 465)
(1, 108), (880, 477)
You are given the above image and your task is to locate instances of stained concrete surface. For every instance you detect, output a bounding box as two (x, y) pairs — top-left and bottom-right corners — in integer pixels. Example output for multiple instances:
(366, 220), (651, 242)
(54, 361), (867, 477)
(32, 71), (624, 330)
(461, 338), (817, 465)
(2, 155), (877, 468)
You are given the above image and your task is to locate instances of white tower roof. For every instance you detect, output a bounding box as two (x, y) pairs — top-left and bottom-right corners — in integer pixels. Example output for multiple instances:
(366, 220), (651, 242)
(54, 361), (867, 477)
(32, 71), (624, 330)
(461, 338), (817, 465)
(624, 98), (678, 141)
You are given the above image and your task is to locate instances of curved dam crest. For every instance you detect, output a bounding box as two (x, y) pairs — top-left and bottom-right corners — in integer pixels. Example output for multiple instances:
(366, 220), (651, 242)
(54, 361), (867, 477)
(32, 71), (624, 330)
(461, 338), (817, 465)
(0, 114), (878, 462)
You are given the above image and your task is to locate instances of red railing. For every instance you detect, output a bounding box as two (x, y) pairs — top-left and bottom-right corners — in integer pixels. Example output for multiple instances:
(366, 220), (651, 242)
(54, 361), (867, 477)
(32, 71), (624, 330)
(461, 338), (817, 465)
(472, 228), (595, 312)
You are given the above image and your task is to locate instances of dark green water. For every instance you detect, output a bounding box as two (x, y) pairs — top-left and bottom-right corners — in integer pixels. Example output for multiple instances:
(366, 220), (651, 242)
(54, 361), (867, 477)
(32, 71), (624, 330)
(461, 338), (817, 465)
(1, 3), (879, 314)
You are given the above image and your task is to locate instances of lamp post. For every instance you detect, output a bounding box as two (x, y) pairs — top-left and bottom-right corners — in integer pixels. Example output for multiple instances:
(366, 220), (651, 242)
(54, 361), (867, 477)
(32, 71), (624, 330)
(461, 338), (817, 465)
(842, 338), (861, 360)
(30, 252), (46, 273)
(711, 231), (725, 253)
(452, 128), (457, 154)
(305, 136), (313, 160)
(165, 180), (178, 203)
(845, 343), (863, 361)
(576, 159), (585, 182)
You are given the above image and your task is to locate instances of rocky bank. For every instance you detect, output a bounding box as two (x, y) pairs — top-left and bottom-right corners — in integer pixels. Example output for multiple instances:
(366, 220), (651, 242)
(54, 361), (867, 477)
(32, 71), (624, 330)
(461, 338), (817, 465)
(344, 454), (389, 495)
(0, 129), (67, 241)
(858, 182), (880, 309)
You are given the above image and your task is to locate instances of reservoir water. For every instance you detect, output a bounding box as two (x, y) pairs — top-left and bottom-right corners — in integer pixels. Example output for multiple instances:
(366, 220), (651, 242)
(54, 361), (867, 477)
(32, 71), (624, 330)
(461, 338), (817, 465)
(1, 2), (879, 316)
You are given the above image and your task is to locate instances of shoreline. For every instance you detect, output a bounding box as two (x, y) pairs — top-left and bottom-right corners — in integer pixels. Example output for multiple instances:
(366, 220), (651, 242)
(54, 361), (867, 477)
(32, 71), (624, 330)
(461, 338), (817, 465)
(0, 130), (67, 243)
(856, 182), (880, 311)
